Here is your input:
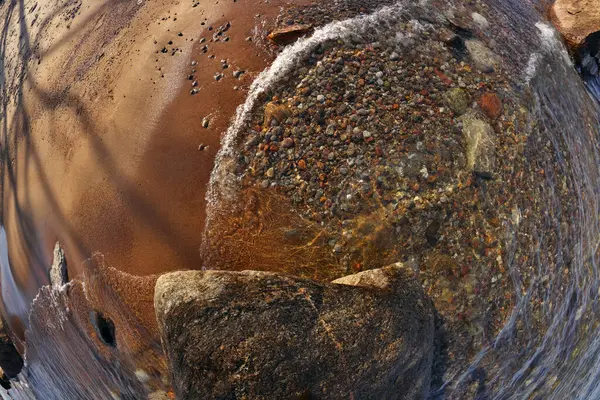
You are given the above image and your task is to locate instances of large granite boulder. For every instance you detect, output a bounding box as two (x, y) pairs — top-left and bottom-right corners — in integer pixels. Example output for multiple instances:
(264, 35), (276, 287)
(155, 265), (434, 399)
(551, 0), (600, 48)
(551, 0), (600, 76)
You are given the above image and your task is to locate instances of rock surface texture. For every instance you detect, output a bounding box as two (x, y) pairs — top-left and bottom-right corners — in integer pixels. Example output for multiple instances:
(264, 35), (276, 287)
(551, 0), (600, 47)
(49, 242), (68, 288)
(155, 266), (435, 399)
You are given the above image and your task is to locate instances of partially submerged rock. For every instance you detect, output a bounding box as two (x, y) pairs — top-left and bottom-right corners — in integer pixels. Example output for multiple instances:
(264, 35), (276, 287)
(551, 0), (600, 48)
(155, 266), (434, 399)
(465, 39), (500, 73)
(444, 88), (471, 115)
(263, 102), (291, 127)
(268, 24), (313, 45)
(49, 241), (68, 288)
(477, 92), (503, 119)
(460, 111), (496, 174)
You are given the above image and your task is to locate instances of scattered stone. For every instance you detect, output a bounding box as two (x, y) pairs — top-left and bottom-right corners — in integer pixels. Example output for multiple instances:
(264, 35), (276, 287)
(281, 137), (294, 148)
(478, 92), (503, 119)
(445, 9), (475, 33)
(471, 12), (489, 27)
(263, 102), (291, 127)
(459, 111), (496, 173)
(267, 24), (313, 45)
(202, 117), (210, 128)
(444, 88), (470, 115)
(135, 369), (150, 383)
(148, 391), (171, 400)
(190, 88), (199, 95)
(233, 70), (245, 79)
(465, 39), (500, 73)
(154, 267), (434, 399)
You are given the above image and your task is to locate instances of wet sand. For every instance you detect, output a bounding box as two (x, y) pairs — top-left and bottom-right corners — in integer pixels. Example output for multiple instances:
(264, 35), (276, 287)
(0, 0), (307, 345)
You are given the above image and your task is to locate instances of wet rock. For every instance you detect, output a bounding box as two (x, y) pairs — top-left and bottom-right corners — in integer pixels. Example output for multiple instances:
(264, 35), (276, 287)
(263, 102), (291, 127)
(465, 40), (500, 73)
(148, 391), (171, 400)
(459, 111), (496, 173)
(268, 24), (313, 45)
(444, 88), (470, 115)
(0, 319), (23, 378)
(551, 0), (600, 47)
(425, 218), (442, 247)
(477, 92), (503, 119)
(471, 12), (489, 28)
(445, 9), (474, 34)
(50, 241), (68, 288)
(155, 267), (434, 399)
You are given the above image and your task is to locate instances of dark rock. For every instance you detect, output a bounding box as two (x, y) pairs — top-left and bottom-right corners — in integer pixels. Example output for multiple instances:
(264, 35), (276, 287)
(268, 24), (313, 46)
(155, 266), (435, 400)
(425, 219), (442, 247)
(0, 319), (23, 378)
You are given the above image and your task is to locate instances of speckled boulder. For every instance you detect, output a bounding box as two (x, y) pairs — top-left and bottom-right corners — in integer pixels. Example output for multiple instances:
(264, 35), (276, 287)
(155, 265), (434, 399)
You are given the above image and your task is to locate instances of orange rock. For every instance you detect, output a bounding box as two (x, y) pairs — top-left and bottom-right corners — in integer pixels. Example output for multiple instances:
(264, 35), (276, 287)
(267, 24), (313, 45)
(478, 92), (502, 119)
(263, 102), (291, 127)
(297, 159), (306, 170)
(551, 0), (600, 48)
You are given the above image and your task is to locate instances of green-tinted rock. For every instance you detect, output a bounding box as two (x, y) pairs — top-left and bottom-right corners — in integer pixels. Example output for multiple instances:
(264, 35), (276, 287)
(444, 88), (471, 115)
(460, 111), (496, 173)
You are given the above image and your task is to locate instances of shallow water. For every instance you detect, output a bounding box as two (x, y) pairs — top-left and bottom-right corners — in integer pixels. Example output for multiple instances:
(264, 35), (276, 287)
(3, 0), (600, 398)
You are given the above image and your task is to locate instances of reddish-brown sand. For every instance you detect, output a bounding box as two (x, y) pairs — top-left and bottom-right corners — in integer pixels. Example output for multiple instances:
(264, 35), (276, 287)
(0, 0), (309, 348)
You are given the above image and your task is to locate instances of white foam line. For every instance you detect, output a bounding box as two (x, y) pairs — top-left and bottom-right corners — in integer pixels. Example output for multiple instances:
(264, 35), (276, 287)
(203, 2), (413, 234)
